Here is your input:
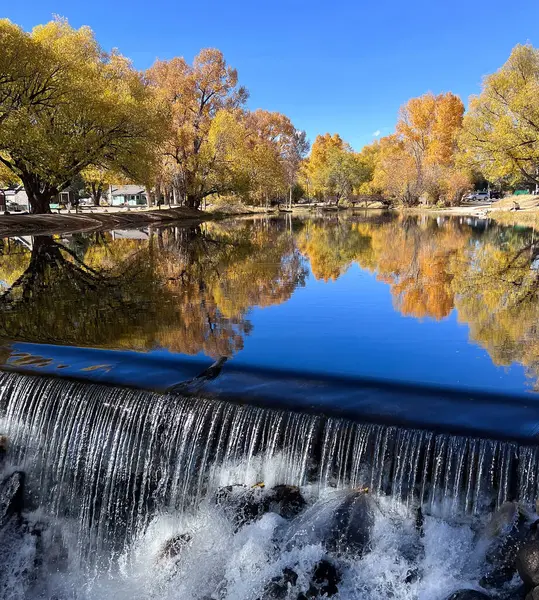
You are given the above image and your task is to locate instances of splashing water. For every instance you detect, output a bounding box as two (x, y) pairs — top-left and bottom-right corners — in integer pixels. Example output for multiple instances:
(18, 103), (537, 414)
(0, 371), (537, 599)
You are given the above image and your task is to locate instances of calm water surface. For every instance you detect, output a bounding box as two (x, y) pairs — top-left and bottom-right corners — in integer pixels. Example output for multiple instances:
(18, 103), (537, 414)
(0, 212), (537, 395)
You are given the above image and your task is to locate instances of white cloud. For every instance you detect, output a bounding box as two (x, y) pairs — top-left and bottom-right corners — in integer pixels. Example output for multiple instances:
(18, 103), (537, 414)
(372, 130), (381, 137)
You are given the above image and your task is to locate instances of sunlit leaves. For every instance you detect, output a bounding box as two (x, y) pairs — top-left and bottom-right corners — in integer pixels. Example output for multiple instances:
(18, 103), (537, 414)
(461, 44), (539, 188)
(0, 18), (163, 213)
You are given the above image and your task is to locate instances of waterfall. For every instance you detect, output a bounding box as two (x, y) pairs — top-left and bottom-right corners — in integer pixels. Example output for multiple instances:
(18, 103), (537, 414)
(1, 370), (538, 571)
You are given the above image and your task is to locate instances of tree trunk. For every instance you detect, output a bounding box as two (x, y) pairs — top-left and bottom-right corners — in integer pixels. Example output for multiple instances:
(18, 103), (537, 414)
(19, 173), (56, 214)
(26, 188), (54, 214)
(186, 194), (201, 209)
(91, 183), (102, 207)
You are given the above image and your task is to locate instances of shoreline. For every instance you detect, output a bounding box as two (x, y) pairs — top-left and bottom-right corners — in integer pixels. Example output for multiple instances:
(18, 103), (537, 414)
(2, 201), (539, 237)
(402, 204), (539, 229)
(0, 206), (209, 237)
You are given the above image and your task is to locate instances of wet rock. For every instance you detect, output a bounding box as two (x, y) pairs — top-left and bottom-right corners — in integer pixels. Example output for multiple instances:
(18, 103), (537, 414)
(311, 560), (340, 596)
(415, 506), (424, 538)
(326, 491), (375, 557)
(267, 485), (306, 520)
(404, 567), (421, 584)
(215, 483), (306, 530)
(296, 560), (341, 599)
(0, 435), (7, 465)
(259, 567), (298, 599)
(158, 532), (192, 562)
(525, 588), (539, 600)
(517, 541), (539, 588)
(447, 591), (492, 600)
(0, 471), (25, 527)
(479, 502), (535, 589)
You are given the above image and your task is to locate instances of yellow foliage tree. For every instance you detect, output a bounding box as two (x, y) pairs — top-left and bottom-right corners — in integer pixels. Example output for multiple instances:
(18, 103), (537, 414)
(147, 49), (249, 208)
(0, 18), (163, 213)
(461, 44), (539, 188)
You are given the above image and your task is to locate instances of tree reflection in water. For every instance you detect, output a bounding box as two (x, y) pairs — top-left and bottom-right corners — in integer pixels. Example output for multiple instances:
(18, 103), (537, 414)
(0, 220), (308, 357)
(1, 214), (539, 385)
(299, 213), (539, 384)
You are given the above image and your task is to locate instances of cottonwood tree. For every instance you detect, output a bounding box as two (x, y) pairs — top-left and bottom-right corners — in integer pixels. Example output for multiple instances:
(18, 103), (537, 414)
(147, 49), (248, 209)
(0, 19), (162, 213)
(363, 93), (469, 206)
(0, 19), (63, 127)
(461, 44), (539, 189)
(301, 133), (346, 200)
(246, 109), (309, 207)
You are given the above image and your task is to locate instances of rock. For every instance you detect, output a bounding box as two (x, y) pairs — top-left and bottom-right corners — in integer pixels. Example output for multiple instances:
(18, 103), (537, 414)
(259, 567), (298, 599)
(525, 588), (539, 600)
(311, 560), (340, 597)
(157, 532), (192, 562)
(479, 502), (535, 588)
(267, 485), (306, 520)
(447, 591), (491, 600)
(326, 491), (375, 557)
(0, 471), (25, 527)
(415, 506), (424, 538)
(517, 541), (539, 588)
(0, 435), (7, 463)
(404, 567), (421, 584)
(215, 483), (306, 530)
(296, 560), (341, 599)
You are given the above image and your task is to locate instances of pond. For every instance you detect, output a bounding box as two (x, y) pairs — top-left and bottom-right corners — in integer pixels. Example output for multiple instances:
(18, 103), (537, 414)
(0, 212), (537, 395)
(2, 212), (539, 600)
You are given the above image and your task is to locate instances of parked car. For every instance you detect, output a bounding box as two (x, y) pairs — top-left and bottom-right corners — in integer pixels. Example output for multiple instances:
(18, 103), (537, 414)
(463, 192), (490, 202)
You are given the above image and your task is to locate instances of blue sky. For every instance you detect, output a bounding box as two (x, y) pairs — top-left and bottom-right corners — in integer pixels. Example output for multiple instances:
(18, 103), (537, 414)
(5, 0), (539, 150)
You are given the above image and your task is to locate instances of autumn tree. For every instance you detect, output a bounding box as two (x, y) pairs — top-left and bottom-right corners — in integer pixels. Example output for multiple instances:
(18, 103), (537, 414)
(301, 133), (345, 200)
(356, 141), (382, 195)
(370, 135), (422, 205)
(244, 109), (309, 206)
(0, 19), (162, 214)
(461, 44), (539, 189)
(301, 133), (367, 203)
(0, 19), (62, 127)
(81, 167), (120, 207)
(147, 49), (249, 209)
(365, 93), (469, 206)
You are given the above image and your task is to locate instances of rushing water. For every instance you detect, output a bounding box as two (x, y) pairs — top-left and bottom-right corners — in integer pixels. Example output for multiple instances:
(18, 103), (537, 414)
(1, 213), (539, 598)
(0, 370), (538, 599)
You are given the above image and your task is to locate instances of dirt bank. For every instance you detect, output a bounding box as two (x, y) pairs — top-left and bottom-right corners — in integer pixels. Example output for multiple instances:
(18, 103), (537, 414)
(0, 207), (207, 237)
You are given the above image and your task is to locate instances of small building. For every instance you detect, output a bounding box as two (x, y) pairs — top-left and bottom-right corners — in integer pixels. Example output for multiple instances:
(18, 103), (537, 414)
(1, 186), (82, 212)
(110, 185), (147, 207)
(5, 187), (29, 212)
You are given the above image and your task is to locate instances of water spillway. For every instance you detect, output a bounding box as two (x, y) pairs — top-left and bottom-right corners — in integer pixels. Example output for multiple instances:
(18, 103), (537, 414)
(1, 369), (539, 575)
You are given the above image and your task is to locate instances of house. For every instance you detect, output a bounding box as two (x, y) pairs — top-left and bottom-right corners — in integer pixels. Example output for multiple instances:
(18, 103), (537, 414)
(109, 185), (147, 207)
(1, 186), (82, 212)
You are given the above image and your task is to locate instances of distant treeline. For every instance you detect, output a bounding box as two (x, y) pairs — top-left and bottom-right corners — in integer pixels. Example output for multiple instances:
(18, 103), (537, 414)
(0, 18), (538, 213)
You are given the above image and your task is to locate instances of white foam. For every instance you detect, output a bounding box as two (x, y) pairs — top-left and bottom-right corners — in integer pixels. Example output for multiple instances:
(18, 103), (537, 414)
(21, 490), (502, 600)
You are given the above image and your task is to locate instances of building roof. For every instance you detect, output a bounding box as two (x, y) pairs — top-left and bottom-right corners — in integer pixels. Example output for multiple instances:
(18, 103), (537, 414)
(111, 185), (146, 197)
